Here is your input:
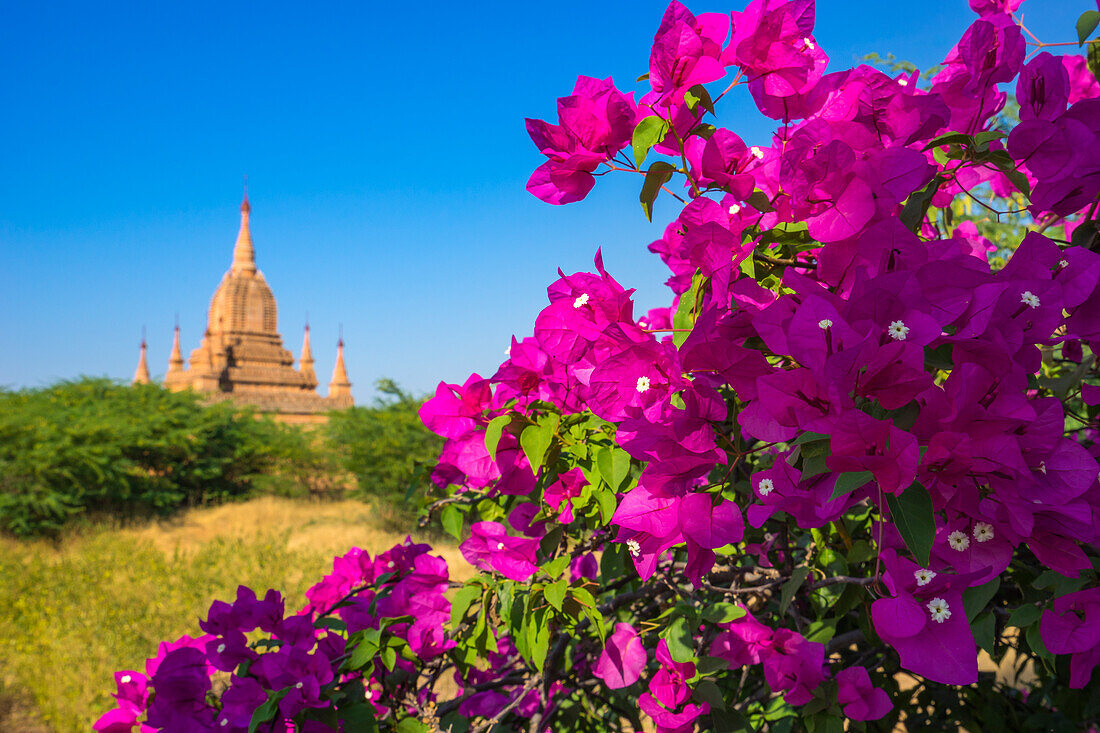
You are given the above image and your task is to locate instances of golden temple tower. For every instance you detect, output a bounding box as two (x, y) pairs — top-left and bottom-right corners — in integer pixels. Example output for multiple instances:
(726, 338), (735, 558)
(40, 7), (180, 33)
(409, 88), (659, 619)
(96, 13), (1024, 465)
(158, 193), (353, 423)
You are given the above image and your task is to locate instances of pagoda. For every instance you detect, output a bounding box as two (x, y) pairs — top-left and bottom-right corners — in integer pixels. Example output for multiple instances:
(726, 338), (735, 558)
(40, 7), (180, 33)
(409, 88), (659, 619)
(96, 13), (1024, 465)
(139, 193), (353, 424)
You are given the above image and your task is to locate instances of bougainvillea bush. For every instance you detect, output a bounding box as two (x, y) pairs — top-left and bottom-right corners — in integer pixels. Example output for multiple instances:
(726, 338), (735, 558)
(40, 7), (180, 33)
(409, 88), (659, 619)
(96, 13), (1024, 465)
(98, 0), (1100, 730)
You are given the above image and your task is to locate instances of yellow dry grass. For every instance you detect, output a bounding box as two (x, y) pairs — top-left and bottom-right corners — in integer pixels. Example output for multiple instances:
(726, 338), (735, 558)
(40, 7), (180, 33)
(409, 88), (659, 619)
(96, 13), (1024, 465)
(121, 495), (470, 578)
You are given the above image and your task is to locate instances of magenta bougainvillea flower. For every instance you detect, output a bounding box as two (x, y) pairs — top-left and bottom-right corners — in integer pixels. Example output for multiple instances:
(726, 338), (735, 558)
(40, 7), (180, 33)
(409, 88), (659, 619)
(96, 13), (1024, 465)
(460, 521), (540, 582)
(836, 666), (892, 720)
(595, 622), (648, 688)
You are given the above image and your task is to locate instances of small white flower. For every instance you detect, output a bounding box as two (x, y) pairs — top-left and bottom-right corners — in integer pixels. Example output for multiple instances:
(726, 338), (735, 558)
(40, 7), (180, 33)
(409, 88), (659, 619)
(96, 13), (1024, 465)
(221, 720), (228, 728)
(914, 568), (937, 586)
(216, 643), (226, 653)
(574, 293), (590, 308)
(1058, 259), (1069, 269)
(1038, 461), (1047, 475)
(818, 318), (833, 330)
(296, 682), (304, 689)
(927, 597), (952, 623)
(496, 542), (505, 550)
(728, 203), (742, 216)
(750, 146), (766, 159)
(898, 78), (909, 87)
(1021, 290), (1040, 309)
(803, 37), (815, 50)
(120, 674), (132, 684)
(627, 539), (641, 557)
(504, 345), (512, 356)
(387, 561), (394, 568)
(888, 320), (910, 341)
(947, 530), (971, 552)
(973, 522), (995, 543)
(758, 478), (775, 496)
(636, 375), (652, 393)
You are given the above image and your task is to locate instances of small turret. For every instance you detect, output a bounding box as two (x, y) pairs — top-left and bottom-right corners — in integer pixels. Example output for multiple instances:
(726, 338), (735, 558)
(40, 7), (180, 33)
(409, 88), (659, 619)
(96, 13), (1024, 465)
(299, 323), (317, 388)
(166, 324), (184, 377)
(328, 337), (353, 406)
(132, 335), (151, 385)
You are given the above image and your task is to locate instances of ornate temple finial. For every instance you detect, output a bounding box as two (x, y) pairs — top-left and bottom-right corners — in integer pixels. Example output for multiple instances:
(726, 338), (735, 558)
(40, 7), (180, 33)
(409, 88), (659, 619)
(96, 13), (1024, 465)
(133, 330), (151, 385)
(328, 333), (352, 404)
(232, 182), (256, 274)
(299, 321), (317, 388)
(167, 321), (184, 376)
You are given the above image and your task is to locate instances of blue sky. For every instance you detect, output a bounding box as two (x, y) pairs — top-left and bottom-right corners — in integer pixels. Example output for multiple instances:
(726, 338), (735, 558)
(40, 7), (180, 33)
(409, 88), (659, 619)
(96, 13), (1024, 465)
(0, 0), (1084, 400)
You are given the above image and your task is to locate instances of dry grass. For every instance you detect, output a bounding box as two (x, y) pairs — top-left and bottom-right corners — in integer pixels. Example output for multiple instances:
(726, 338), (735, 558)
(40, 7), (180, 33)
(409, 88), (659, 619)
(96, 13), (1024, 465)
(0, 497), (464, 732)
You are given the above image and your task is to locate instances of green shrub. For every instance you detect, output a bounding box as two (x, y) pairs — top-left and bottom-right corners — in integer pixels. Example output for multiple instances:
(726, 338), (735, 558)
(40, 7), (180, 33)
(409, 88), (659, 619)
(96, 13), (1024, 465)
(0, 378), (310, 537)
(324, 379), (443, 510)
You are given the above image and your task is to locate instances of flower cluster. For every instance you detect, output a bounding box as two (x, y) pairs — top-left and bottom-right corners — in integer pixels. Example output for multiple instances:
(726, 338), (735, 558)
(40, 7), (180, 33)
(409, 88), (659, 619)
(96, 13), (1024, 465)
(96, 539), (452, 732)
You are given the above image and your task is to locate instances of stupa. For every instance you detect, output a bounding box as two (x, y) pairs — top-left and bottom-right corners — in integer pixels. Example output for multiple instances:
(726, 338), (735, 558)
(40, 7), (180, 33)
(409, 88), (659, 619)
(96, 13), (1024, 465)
(139, 193), (353, 424)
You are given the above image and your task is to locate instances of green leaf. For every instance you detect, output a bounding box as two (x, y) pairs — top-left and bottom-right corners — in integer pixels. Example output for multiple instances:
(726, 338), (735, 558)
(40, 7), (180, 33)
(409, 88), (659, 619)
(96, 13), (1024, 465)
(640, 161), (677, 221)
(963, 577), (1001, 622)
(684, 84), (716, 115)
(800, 453), (830, 481)
(519, 414), (558, 475)
(440, 503), (464, 540)
(900, 175), (945, 234)
(746, 190), (774, 212)
(972, 612), (996, 654)
(540, 525), (564, 556)
(702, 603), (747, 624)
(380, 644), (397, 670)
(804, 618), (837, 644)
(1089, 40), (1100, 83)
(793, 431), (830, 446)
(544, 578), (567, 612)
(1077, 10), (1099, 46)
(596, 445), (631, 492)
(528, 607), (551, 667)
(337, 702), (379, 732)
(396, 718), (429, 733)
(484, 414), (512, 462)
(885, 481), (936, 567)
(921, 132), (973, 151)
(663, 615), (695, 663)
(1071, 219), (1099, 250)
(738, 251), (756, 280)
(450, 584), (482, 628)
(632, 115), (670, 167)
(248, 694), (282, 733)
(1008, 604), (1042, 629)
(689, 123), (717, 140)
(542, 554), (569, 579)
(709, 708), (757, 733)
(594, 486), (617, 524)
(846, 539), (875, 565)
(779, 567), (811, 616)
(672, 270), (708, 347)
(696, 656), (732, 675)
(831, 470), (873, 500)
(693, 678), (726, 711)
(346, 636), (380, 670)
(1026, 621), (1054, 663)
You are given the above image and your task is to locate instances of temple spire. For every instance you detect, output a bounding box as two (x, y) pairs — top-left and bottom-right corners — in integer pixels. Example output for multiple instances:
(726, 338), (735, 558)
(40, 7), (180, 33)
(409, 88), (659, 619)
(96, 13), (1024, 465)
(232, 183), (256, 275)
(166, 322), (184, 376)
(299, 322), (317, 388)
(132, 331), (151, 385)
(328, 334), (352, 403)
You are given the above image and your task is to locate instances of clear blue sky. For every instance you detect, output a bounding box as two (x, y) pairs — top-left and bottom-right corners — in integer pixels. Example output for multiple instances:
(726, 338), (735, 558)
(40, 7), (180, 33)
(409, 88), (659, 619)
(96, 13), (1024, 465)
(0, 0), (1083, 400)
